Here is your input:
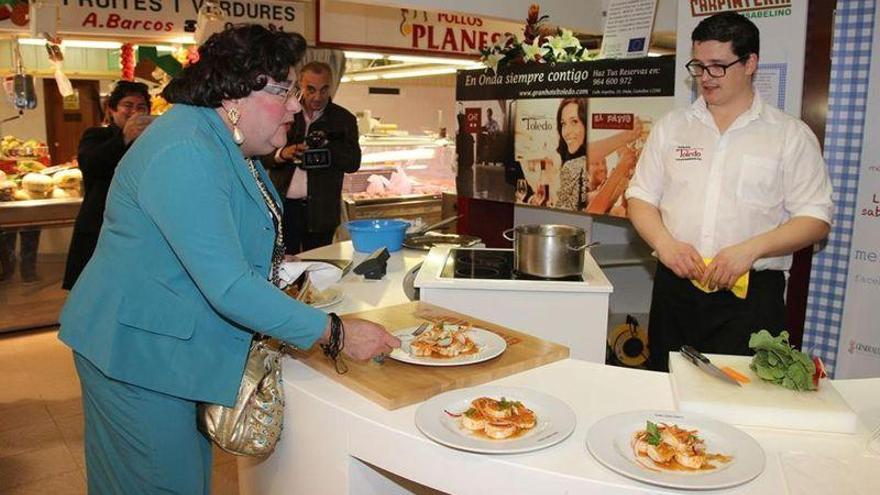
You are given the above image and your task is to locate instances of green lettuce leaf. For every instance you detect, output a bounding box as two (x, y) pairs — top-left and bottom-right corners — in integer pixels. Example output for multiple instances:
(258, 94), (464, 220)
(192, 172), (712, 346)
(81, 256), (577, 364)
(749, 330), (816, 391)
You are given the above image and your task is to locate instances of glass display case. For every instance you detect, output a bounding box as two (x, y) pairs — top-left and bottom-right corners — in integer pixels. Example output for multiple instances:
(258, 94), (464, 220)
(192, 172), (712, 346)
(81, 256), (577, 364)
(1, 136), (80, 333)
(340, 135), (457, 235)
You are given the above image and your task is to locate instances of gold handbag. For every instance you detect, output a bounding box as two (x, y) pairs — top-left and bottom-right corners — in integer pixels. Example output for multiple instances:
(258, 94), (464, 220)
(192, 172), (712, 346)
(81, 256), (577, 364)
(197, 336), (286, 457)
(197, 158), (289, 457)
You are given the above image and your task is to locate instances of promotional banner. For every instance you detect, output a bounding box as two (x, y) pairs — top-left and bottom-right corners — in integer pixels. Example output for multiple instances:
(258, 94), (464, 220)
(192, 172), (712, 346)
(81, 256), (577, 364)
(317, 0), (523, 57)
(455, 56), (675, 218)
(675, 1), (806, 116)
(0, 0), (306, 41)
(835, 6), (880, 379)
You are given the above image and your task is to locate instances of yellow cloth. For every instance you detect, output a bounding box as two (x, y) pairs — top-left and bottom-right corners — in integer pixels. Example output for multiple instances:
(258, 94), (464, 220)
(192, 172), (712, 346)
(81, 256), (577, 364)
(691, 258), (750, 299)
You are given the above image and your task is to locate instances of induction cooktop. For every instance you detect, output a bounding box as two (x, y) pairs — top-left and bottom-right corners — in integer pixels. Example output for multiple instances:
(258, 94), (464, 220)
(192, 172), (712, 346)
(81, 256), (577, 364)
(439, 248), (584, 282)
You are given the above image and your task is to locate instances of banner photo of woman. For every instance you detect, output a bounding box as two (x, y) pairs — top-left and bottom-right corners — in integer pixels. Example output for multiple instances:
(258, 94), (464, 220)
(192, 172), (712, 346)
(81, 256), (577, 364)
(455, 56), (675, 219)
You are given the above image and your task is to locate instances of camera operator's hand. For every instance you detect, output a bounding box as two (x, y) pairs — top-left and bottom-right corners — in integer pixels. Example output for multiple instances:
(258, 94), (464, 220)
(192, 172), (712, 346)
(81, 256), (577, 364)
(279, 143), (306, 163)
(123, 114), (153, 145)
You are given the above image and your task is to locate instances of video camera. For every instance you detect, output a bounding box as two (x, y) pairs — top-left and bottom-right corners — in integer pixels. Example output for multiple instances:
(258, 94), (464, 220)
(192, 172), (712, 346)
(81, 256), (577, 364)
(301, 130), (331, 169)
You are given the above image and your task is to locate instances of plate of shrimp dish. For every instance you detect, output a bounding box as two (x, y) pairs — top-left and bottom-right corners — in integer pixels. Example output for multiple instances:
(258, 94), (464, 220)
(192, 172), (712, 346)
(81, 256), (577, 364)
(389, 321), (506, 366)
(586, 411), (765, 490)
(415, 386), (576, 454)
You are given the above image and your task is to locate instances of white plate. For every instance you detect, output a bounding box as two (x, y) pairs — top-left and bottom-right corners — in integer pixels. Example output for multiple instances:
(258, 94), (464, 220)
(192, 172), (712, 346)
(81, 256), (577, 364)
(309, 287), (343, 309)
(586, 410), (765, 491)
(389, 327), (506, 366)
(415, 386), (576, 454)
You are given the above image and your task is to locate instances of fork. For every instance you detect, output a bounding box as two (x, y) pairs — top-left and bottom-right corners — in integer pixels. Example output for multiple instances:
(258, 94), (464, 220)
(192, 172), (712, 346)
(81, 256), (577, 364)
(395, 322), (431, 356)
(373, 322), (431, 364)
(405, 322), (431, 339)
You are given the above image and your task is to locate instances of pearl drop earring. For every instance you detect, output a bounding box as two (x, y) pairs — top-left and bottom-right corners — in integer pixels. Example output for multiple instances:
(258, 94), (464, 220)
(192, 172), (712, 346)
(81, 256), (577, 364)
(226, 106), (245, 145)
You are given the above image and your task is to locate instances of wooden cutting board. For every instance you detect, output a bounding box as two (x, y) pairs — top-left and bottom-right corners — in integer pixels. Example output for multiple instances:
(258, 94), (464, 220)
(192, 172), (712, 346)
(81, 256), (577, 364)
(669, 353), (858, 433)
(292, 301), (569, 410)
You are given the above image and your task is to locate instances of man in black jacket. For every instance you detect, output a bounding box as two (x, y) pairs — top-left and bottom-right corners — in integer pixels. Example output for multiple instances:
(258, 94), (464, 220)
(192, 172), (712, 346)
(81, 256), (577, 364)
(262, 61), (361, 254)
(62, 81), (151, 289)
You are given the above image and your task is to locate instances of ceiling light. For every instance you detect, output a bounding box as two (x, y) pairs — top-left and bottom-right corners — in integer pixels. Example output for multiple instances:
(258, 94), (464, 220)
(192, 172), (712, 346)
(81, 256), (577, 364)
(17, 38), (123, 49)
(168, 36), (195, 45)
(16, 38), (47, 46)
(387, 54), (477, 65)
(361, 147), (436, 164)
(352, 74), (381, 82)
(344, 51), (385, 60)
(380, 67), (458, 79)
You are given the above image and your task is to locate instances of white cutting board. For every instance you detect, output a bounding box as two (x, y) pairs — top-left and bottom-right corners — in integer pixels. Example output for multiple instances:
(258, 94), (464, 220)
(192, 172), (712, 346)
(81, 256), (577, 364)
(669, 353), (858, 433)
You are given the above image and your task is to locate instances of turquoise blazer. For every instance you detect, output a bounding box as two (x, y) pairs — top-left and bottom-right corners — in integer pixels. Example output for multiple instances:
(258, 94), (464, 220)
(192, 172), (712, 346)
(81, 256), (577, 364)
(59, 104), (328, 407)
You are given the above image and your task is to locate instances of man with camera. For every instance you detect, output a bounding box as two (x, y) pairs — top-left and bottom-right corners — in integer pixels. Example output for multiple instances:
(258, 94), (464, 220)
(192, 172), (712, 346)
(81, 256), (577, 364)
(262, 61), (361, 254)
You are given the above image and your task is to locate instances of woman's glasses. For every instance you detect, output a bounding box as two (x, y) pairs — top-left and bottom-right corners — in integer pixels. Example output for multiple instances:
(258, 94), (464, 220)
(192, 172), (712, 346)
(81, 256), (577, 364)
(684, 55), (748, 78)
(117, 102), (150, 112)
(262, 82), (302, 103)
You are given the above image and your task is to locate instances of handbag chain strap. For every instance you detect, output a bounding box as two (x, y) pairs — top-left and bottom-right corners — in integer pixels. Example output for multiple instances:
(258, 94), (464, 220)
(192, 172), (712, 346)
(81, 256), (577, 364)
(245, 158), (287, 349)
(245, 158), (284, 287)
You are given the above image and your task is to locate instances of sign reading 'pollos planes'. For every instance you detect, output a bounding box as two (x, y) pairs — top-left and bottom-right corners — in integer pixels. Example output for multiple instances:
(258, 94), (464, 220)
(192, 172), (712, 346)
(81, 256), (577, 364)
(317, 0), (523, 57)
(0, 0), (306, 41)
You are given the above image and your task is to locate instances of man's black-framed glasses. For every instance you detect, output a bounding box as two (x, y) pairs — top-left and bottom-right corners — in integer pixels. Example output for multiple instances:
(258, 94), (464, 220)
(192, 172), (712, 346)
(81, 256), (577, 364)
(685, 55), (748, 78)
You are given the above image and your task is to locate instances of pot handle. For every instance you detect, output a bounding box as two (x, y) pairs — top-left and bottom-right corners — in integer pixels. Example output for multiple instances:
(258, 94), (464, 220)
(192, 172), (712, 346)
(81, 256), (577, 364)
(568, 240), (601, 251)
(502, 228), (515, 242)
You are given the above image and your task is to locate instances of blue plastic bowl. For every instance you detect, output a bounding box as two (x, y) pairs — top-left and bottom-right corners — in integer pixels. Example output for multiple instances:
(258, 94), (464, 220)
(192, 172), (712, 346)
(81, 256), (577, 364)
(345, 219), (411, 253)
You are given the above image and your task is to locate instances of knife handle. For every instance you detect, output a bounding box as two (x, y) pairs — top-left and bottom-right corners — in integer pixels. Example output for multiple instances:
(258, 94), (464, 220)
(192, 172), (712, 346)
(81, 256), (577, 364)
(680, 345), (710, 365)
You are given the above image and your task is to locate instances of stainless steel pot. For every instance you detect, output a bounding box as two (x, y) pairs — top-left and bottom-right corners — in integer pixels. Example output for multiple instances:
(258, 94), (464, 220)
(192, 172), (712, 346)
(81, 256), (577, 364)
(502, 224), (597, 278)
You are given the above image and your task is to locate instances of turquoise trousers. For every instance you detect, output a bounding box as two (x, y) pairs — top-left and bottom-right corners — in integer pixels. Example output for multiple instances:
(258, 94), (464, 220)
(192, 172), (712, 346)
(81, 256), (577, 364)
(74, 353), (213, 494)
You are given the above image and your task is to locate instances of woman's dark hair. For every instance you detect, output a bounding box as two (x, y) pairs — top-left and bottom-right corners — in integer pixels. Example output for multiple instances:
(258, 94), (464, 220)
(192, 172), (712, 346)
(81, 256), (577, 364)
(691, 11), (760, 58)
(108, 81), (150, 110)
(162, 24), (307, 107)
(556, 98), (587, 162)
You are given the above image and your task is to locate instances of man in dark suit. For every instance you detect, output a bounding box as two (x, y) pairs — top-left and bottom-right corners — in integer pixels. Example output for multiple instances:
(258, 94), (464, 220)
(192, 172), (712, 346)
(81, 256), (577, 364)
(61, 81), (152, 290)
(62, 81), (152, 289)
(262, 61), (361, 254)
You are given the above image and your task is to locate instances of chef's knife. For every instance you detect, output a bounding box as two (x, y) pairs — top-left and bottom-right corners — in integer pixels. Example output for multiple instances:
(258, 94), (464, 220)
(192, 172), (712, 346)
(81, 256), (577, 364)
(680, 345), (742, 387)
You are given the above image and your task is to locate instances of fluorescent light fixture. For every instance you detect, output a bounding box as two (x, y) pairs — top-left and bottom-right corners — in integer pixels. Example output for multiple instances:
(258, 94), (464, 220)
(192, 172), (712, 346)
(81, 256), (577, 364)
(361, 147), (436, 164)
(17, 38), (122, 49)
(16, 38), (47, 46)
(387, 54), (478, 65)
(340, 76), (352, 83)
(352, 74), (381, 82)
(168, 36), (196, 45)
(64, 40), (123, 49)
(344, 50), (384, 60)
(380, 67), (458, 79)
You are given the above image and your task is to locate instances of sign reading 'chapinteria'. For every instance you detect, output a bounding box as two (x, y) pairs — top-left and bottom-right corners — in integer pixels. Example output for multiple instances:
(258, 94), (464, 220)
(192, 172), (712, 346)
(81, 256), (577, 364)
(690, 0), (792, 17)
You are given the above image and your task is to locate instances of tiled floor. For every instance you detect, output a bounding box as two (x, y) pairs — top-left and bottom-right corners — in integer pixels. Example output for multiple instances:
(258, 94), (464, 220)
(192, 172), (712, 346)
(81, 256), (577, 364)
(0, 327), (239, 494)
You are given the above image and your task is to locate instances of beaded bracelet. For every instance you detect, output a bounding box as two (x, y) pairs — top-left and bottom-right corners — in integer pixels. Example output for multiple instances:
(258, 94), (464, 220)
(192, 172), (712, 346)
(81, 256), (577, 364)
(320, 313), (348, 374)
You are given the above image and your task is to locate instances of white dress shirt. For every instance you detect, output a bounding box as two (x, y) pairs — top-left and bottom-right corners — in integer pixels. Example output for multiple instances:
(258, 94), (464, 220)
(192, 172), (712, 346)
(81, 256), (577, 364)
(278, 107), (325, 200)
(626, 94), (833, 271)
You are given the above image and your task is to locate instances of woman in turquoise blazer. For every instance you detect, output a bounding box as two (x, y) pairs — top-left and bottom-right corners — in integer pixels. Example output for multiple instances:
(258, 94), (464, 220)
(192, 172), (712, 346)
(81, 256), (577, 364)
(59, 26), (398, 494)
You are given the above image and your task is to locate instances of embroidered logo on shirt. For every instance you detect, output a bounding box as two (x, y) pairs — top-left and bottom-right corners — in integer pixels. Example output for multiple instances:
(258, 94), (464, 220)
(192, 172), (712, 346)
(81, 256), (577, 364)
(675, 146), (704, 162)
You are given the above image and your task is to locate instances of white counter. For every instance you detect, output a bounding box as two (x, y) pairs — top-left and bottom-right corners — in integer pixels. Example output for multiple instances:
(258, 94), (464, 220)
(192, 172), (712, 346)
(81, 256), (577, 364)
(238, 242), (880, 494)
(415, 245), (612, 362)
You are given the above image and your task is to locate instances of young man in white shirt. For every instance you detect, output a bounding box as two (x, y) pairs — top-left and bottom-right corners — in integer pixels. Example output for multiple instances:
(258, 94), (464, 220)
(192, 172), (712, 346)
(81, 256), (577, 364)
(625, 12), (833, 371)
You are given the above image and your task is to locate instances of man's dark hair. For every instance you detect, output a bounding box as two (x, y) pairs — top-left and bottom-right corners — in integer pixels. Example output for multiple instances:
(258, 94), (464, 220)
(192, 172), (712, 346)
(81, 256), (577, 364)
(691, 11), (760, 58)
(162, 24), (307, 107)
(556, 97), (587, 162)
(108, 81), (150, 111)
